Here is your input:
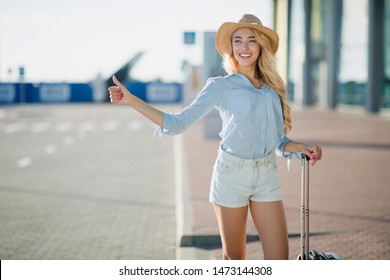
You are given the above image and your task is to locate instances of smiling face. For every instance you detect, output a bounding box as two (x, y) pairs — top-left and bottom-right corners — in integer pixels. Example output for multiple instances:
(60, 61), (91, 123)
(231, 27), (261, 72)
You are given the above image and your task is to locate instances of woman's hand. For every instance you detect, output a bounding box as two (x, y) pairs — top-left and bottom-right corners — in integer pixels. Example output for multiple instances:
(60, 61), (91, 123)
(301, 144), (322, 166)
(284, 141), (323, 166)
(108, 75), (132, 105)
(107, 75), (164, 127)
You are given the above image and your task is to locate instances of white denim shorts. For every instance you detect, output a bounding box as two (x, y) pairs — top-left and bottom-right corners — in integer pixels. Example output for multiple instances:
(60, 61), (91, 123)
(209, 147), (283, 208)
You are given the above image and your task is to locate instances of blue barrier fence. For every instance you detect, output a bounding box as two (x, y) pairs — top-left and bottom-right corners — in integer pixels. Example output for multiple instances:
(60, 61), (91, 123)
(0, 82), (182, 105)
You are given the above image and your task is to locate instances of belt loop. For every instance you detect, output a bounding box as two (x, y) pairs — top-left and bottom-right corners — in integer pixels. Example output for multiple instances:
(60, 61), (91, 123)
(238, 158), (244, 169)
(265, 154), (271, 167)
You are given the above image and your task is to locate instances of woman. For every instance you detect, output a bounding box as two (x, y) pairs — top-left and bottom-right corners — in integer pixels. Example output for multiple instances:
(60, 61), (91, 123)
(108, 14), (322, 260)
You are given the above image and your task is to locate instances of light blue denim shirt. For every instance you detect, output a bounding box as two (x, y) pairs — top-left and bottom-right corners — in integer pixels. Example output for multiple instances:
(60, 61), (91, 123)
(157, 73), (299, 162)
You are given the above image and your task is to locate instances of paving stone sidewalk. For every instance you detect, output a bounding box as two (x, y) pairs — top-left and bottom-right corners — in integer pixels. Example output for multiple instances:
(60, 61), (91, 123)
(180, 107), (390, 260)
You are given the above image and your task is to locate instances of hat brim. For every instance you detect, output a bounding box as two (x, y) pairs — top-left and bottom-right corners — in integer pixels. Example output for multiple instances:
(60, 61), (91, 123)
(216, 22), (279, 56)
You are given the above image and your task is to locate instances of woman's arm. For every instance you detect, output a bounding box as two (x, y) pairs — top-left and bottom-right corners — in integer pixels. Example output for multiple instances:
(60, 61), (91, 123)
(284, 140), (322, 165)
(108, 76), (164, 127)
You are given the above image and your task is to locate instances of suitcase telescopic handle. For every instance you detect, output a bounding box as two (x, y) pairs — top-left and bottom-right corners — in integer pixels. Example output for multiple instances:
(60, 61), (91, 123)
(302, 154), (311, 161)
(300, 153), (310, 260)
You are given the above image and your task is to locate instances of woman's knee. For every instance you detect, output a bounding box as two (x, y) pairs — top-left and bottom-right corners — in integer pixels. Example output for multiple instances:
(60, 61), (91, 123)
(224, 249), (246, 260)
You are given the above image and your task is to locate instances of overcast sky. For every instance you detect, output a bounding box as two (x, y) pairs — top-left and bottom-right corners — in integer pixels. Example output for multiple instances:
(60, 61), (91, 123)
(0, 0), (273, 83)
(0, 0), (370, 84)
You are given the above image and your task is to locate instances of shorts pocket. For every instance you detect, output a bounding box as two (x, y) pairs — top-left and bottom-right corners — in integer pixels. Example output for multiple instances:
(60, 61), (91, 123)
(216, 159), (236, 174)
(269, 156), (277, 168)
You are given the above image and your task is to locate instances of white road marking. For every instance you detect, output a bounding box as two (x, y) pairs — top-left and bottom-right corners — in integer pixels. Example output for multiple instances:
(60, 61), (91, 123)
(63, 136), (75, 145)
(102, 121), (118, 131)
(30, 122), (51, 133)
(56, 122), (75, 132)
(5, 123), (27, 133)
(129, 121), (142, 130)
(17, 157), (32, 168)
(79, 121), (96, 132)
(45, 144), (57, 154)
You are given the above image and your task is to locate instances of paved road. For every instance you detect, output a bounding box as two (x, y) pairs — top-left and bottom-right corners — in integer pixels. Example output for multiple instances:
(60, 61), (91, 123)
(0, 104), (177, 260)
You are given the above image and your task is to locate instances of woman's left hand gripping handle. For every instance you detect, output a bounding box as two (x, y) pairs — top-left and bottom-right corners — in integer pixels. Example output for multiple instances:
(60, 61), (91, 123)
(108, 75), (131, 105)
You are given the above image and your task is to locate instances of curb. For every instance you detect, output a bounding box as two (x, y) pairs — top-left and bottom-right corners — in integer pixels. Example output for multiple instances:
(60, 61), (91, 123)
(174, 135), (213, 260)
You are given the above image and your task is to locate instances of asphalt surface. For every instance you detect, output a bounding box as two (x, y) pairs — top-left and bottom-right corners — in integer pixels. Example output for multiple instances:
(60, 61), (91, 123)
(0, 104), (177, 260)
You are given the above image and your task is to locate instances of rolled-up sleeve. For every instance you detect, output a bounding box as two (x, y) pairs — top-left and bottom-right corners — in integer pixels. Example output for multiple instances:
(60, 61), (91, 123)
(276, 134), (302, 161)
(158, 77), (221, 136)
(276, 135), (291, 158)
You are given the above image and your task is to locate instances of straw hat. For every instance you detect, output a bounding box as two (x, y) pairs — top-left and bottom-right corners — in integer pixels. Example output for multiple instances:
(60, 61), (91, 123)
(215, 14), (279, 56)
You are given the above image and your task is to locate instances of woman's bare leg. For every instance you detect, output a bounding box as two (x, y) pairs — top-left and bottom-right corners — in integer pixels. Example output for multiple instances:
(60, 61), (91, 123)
(213, 204), (248, 260)
(249, 200), (289, 260)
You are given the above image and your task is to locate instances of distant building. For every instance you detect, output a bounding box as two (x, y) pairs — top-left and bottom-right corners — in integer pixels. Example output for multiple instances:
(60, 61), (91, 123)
(274, 0), (390, 112)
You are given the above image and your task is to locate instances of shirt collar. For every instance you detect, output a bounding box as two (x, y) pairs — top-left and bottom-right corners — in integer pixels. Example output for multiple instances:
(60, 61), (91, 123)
(231, 73), (269, 91)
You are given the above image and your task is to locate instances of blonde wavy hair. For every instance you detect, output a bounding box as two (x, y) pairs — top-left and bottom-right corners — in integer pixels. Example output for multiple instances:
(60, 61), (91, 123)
(222, 28), (292, 134)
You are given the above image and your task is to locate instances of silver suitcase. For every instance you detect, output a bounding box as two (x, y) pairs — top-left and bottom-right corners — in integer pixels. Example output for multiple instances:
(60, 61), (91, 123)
(297, 154), (342, 260)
